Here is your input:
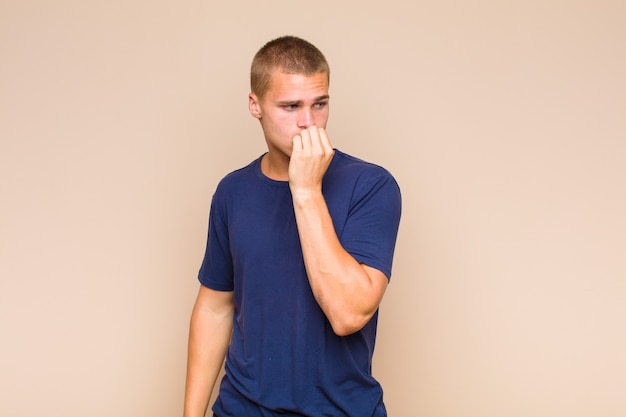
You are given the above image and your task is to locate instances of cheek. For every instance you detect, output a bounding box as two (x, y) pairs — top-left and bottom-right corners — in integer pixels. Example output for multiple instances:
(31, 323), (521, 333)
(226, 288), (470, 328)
(273, 114), (297, 133)
(265, 116), (297, 141)
(315, 110), (330, 126)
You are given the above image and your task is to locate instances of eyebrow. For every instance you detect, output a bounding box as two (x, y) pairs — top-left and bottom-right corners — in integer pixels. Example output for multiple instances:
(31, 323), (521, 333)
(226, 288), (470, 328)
(276, 95), (330, 106)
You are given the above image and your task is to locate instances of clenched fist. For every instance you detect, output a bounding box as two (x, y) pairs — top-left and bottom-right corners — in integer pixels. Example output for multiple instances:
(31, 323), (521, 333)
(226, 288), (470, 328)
(288, 126), (335, 198)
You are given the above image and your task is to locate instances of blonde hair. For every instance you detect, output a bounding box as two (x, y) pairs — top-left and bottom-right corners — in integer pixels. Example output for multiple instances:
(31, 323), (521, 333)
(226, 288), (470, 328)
(251, 36), (330, 98)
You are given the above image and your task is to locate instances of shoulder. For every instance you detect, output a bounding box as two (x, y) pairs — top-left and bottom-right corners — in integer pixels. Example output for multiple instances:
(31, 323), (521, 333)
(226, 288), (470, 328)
(329, 149), (400, 192)
(214, 155), (263, 194)
(331, 150), (395, 177)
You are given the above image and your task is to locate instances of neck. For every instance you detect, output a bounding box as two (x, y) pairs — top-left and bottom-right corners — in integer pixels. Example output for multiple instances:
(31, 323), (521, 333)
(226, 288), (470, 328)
(261, 152), (290, 181)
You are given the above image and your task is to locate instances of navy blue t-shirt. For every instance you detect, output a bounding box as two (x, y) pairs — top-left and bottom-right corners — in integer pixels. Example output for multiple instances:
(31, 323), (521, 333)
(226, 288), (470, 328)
(199, 149), (401, 417)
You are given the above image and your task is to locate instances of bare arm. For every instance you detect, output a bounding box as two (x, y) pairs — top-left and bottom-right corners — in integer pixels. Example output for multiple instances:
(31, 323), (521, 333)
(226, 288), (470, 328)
(289, 127), (388, 336)
(183, 285), (234, 417)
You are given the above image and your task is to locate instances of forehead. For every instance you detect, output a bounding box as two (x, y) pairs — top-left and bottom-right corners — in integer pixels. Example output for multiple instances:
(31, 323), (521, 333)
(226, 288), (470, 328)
(265, 70), (329, 100)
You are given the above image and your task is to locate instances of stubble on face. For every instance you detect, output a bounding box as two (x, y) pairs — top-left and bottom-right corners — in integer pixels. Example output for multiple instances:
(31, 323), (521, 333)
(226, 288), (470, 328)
(254, 70), (330, 179)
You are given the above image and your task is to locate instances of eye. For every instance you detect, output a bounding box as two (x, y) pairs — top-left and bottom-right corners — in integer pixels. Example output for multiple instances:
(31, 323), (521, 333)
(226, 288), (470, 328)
(282, 104), (299, 111)
(314, 101), (328, 109)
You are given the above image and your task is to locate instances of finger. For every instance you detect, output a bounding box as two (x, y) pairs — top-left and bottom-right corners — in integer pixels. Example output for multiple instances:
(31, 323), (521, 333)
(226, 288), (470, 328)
(318, 127), (332, 152)
(292, 134), (303, 154)
(306, 126), (322, 153)
(299, 128), (312, 153)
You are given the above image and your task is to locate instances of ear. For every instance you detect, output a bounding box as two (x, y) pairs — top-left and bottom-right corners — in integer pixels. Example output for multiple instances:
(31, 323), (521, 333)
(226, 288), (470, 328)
(249, 93), (262, 119)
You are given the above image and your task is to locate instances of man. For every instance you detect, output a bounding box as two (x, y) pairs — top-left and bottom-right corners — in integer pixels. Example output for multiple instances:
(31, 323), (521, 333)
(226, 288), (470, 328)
(184, 35), (401, 417)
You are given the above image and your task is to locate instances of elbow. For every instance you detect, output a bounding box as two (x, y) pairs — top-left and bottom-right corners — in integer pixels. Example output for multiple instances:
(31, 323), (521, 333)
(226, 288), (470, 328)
(328, 311), (375, 337)
(331, 324), (360, 337)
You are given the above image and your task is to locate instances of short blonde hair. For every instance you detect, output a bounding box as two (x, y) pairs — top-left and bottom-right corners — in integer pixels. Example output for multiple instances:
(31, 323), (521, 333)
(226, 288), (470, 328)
(251, 36), (330, 99)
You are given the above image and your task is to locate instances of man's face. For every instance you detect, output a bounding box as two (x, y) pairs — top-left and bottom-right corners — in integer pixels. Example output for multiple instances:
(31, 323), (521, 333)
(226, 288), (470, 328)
(249, 70), (329, 159)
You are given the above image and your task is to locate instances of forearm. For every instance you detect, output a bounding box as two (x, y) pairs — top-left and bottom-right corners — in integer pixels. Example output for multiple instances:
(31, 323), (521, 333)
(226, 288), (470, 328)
(292, 191), (387, 336)
(184, 294), (233, 417)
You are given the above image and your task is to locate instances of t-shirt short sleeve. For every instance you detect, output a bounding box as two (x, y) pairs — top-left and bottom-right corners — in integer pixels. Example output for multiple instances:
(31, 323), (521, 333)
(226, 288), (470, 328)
(198, 186), (234, 291)
(340, 170), (402, 280)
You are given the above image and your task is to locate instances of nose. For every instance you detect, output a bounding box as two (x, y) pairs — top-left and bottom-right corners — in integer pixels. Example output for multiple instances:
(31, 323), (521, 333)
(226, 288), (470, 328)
(297, 108), (315, 129)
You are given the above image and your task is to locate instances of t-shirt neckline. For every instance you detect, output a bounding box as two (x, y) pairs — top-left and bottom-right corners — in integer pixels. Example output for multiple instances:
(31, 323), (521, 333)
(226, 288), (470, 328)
(253, 150), (340, 187)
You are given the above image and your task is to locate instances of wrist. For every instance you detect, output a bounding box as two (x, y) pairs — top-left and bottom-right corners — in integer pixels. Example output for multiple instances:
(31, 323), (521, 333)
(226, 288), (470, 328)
(290, 187), (323, 206)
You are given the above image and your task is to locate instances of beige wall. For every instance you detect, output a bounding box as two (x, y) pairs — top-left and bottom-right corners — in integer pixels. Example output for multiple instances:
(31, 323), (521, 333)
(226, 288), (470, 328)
(1, 1), (624, 416)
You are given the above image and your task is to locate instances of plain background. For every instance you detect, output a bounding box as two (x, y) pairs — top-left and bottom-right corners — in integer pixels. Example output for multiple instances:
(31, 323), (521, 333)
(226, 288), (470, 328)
(1, 1), (625, 416)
